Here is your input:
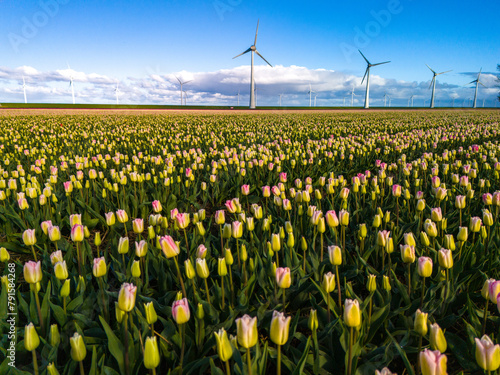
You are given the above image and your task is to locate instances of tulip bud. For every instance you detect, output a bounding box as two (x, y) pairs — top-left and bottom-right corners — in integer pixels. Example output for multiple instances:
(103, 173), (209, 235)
(49, 324), (60, 347)
(144, 336), (160, 369)
(236, 314), (258, 349)
(70, 332), (87, 362)
(322, 272), (336, 293)
(344, 299), (361, 327)
(270, 310), (292, 346)
(308, 309), (318, 331)
(54, 261), (69, 280)
(420, 349), (447, 375)
(367, 274), (376, 292)
(24, 261), (42, 284)
(218, 258), (227, 276)
(470, 217), (482, 233)
(215, 328), (233, 362)
(301, 236), (307, 252)
(196, 258), (210, 279)
(438, 249), (453, 269)
(144, 302), (158, 325)
(328, 245), (342, 266)
(475, 335), (500, 371)
(0, 247), (10, 262)
(359, 223), (367, 239)
(430, 323), (447, 353)
(115, 302), (125, 323)
(418, 256), (433, 278)
(46, 363), (60, 375)
(400, 245), (416, 263)
(420, 231), (430, 247)
(414, 309), (428, 336)
(24, 322), (40, 351)
(22, 229), (36, 246)
(131, 260), (141, 278)
(60, 279), (70, 298)
(276, 267), (291, 289)
(172, 298), (190, 324)
(117, 283), (137, 312)
(377, 230), (390, 247)
(383, 275), (391, 291)
(159, 235), (180, 258)
(271, 233), (281, 251)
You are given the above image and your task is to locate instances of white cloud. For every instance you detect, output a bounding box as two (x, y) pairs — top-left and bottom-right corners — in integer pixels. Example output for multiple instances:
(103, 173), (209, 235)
(0, 64), (498, 106)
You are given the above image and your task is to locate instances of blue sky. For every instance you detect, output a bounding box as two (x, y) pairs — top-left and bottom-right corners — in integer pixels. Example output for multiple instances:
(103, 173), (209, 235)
(0, 0), (498, 106)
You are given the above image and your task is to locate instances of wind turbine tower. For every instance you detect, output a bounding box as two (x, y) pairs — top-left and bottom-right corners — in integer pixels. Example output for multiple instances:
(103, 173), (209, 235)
(467, 68), (485, 108)
(22, 76), (27, 104)
(350, 87), (357, 107)
(233, 20), (273, 109)
(359, 50), (390, 109)
(115, 82), (120, 105)
(307, 84), (316, 107)
(427, 64), (451, 108)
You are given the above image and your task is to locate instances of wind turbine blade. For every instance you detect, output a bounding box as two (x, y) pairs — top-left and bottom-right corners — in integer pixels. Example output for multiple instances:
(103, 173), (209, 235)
(426, 64), (436, 74)
(372, 61), (391, 67)
(358, 50), (370, 65)
(361, 67), (369, 84)
(233, 48), (252, 59)
(255, 50), (273, 67)
(183, 80), (193, 85)
(175, 76), (182, 85)
(437, 70), (452, 75)
(254, 20), (259, 46)
(479, 82), (486, 87)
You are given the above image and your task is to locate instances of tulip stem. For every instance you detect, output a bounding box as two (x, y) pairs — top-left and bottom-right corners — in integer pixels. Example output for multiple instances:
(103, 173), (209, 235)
(76, 242), (82, 276)
(247, 349), (253, 375)
(173, 256), (187, 298)
(303, 246), (306, 272)
(277, 344), (282, 375)
(407, 264), (411, 297)
(204, 278), (211, 306)
(420, 277), (426, 309)
(180, 323), (185, 369)
(347, 326), (353, 375)
(32, 350), (39, 375)
(416, 335), (422, 375)
(320, 233), (324, 262)
(228, 266), (235, 307)
(221, 275), (225, 310)
(123, 312), (130, 375)
(33, 287), (45, 333)
(482, 299), (489, 336)
(31, 245), (37, 261)
(225, 360), (231, 375)
(183, 228), (190, 258)
(327, 292), (331, 323)
(336, 265), (342, 314)
(236, 239), (241, 268)
(282, 289), (286, 313)
(79, 361), (85, 375)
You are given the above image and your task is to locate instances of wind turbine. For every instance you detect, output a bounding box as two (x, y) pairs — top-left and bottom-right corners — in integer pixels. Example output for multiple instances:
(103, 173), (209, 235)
(67, 64), (75, 104)
(183, 91), (189, 105)
(237, 90), (240, 106)
(427, 64), (451, 108)
(22, 76), (27, 104)
(279, 93), (283, 107)
(408, 94), (415, 107)
(466, 68), (485, 108)
(383, 92), (389, 107)
(307, 84), (316, 107)
(359, 50), (390, 109)
(233, 20), (272, 109)
(314, 93), (317, 107)
(114, 82), (120, 105)
(349, 87), (357, 107)
(175, 77), (192, 106)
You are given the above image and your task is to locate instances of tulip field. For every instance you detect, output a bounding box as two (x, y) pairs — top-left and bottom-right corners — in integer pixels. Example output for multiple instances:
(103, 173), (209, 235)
(2, 109), (500, 375)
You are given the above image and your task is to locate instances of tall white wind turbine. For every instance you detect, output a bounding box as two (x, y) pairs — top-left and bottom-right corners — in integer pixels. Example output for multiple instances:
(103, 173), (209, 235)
(307, 84), (316, 107)
(233, 20), (272, 109)
(175, 77), (192, 106)
(22, 76), (27, 104)
(359, 50), (390, 109)
(427, 64), (451, 108)
(349, 87), (357, 107)
(67, 64), (75, 104)
(115, 82), (120, 105)
(467, 68), (485, 109)
(408, 94), (415, 107)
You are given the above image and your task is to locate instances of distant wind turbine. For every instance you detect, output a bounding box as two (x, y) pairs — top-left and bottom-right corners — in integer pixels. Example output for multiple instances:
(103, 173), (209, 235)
(22, 76), (27, 104)
(408, 94), (415, 107)
(349, 87), (357, 107)
(233, 20), (272, 109)
(237, 90), (240, 106)
(279, 93), (283, 107)
(175, 77), (192, 106)
(183, 91), (189, 105)
(307, 84), (316, 107)
(67, 64), (75, 104)
(359, 50), (390, 109)
(427, 64), (451, 108)
(466, 68), (485, 108)
(115, 82), (120, 105)
(383, 92), (389, 107)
